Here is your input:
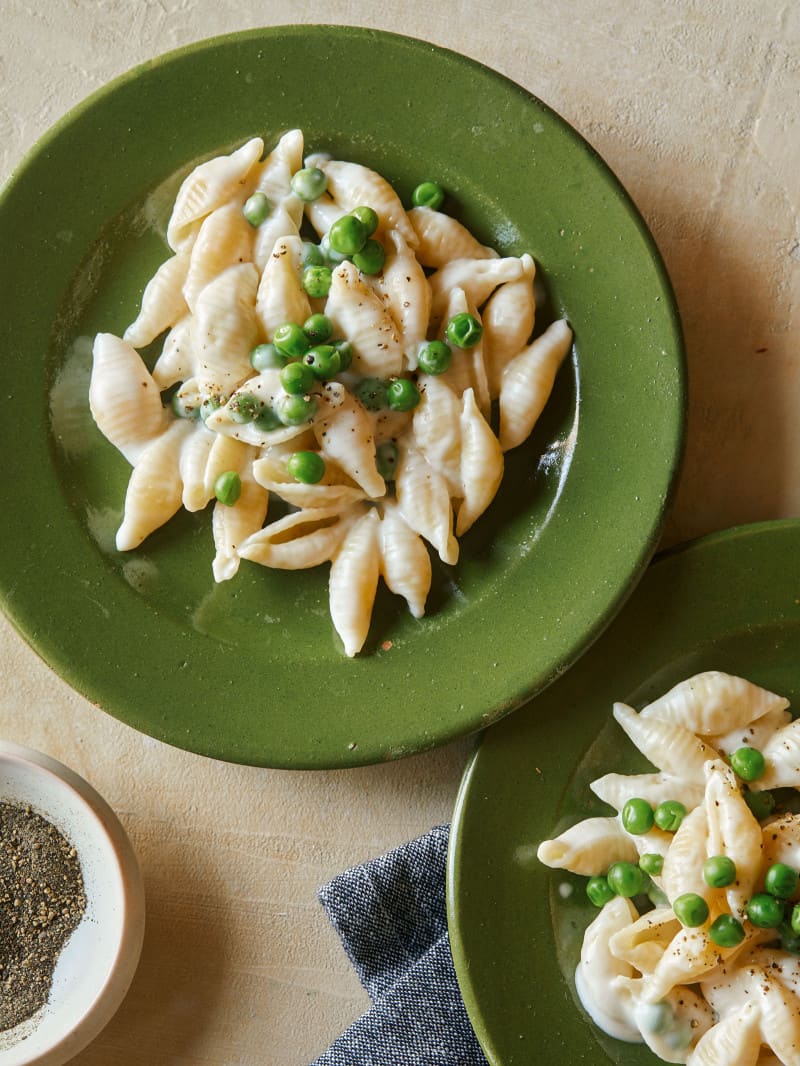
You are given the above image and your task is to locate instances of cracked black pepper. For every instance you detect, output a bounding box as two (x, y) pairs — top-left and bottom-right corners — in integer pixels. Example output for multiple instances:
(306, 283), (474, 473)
(0, 802), (86, 1031)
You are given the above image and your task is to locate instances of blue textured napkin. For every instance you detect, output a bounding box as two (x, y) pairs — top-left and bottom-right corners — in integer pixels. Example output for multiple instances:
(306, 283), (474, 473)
(311, 824), (488, 1066)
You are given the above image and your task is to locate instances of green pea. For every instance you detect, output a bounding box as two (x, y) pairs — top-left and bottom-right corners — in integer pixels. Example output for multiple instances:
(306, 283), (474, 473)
(792, 903), (800, 936)
(639, 853), (664, 877)
(242, 191), (271, 226)
(743, 789), (776, 821)
(280, 362), (315, 395)
(352, 238), (386, 275)
(653, 800), (686, 833)
(319, 233), (349, 264)
(708, 914), (745, 948)
(254, 404), (282, 432)
(746, 892), (785, 928)
(445, 312), (483, 349)
(273, 322), (310, 359)
(586, 876), (616, 908)
(351, 205), (379, 236)
(250, 343), (287, 372)
(302, 241), (326, 267)
(200, 395), (224, 422)
(275, 393), (318, 426)
(636, 1001), (674, 1036)
(228, 392), (262, 424)
(303, 313), (334, 345)
(355, 377), (388, 411)
(303, 265), (333, 298)
(673, 892), (709, 928)
(417, 340), (452, 375)
(376, 441), (399, 480)
(779, 919), (800, 955)
(703, 856), (737, 888)
(621, 798), (655, 836)
(329, 214), (368, 256)
(287, 450), (325, 484)
(303, 345), (341, 380)
(387, 378), (421, 412)
(606, 862), (644, 898)
(412, 181), (445, 210)
(730, 746), (766, 782)
(334, 340), (353, 371)
(765, 863), (799, 900)
(214, 471), (241, 507)
(171, 390), (199, 420)
(291, 166), (327, 202)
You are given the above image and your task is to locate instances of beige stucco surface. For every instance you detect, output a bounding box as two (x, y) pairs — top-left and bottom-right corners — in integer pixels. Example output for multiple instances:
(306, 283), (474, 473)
(1, 1), (798, 1062)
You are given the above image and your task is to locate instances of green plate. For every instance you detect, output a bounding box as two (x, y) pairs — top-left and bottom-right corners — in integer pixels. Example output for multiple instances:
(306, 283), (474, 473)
(448, 519), (800, 1064)
(0, 27), (684, 769)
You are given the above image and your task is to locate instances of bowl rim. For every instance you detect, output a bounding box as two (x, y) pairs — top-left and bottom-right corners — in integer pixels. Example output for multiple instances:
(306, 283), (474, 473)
(0, 24), (686, 769)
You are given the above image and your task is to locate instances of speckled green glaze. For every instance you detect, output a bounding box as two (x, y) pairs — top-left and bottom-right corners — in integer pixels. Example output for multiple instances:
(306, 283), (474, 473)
(0, 27), (684, 769)
(448, 519), (800, 1064)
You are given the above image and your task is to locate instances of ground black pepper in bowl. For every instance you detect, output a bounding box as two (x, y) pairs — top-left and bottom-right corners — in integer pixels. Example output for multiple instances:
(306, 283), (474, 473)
(0, 802), (87, 1032)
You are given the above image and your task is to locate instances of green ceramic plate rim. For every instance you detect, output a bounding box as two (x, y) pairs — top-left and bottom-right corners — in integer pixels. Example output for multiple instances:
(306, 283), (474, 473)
(0, 25), (685, 769)
(447, 517), (800, 1064)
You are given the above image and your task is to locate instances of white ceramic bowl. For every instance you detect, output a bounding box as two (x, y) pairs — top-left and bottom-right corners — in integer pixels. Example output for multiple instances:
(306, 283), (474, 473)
(0, 741), (145, 1065)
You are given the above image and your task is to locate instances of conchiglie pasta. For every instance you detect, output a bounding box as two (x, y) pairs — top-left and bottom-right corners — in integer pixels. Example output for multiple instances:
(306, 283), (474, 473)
(537, 673), (800, 1066)
(90, 132), (571, 655)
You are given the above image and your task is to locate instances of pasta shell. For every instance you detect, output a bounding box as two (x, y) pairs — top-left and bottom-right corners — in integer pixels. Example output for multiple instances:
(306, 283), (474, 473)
(612, 703), (721, 784)
(90, 332), (168, 465)
(255, 234), (311, 339)
(660, 805), (710, 905)
(407, 206), (498, 268)
(369, 229), (431, 363)
(212, 458), (268, 582)
(116, 420), (191, 550)
(590, 772), (705, 814)
(575, 896), (639, 1044)
(709, 702), (792, 757)
(482, 253), (536, 397)
(377, 501), (432, 619)
(499, 318), (573, 452)
(239, 506), (360, 570)
(252, 128), (305, 267)
(687, 1004), (762, 1066)
(412, 375), (462, 491)
(303, 190), (343, 238)
(314, 157), (417, 247)
(191, 262), (259, 393)
(760, 813), (800, 872)
(643, 926), (725, 1001)
(395, 444), (458, 565)
(179, 419), (216, 512)
(641, 672), (789, 734)
(203, 433), (253, 498)
(329, 509), (381, 657)
(253, 453), (365, 511)
(124, 251), (190, 348)
(182, 202), (255, 312)
(435, 287), (491, 418)
(428, 255), (525, 330)
(167, 137), (263, 251)
(207, 377), (345, 449)
(704, 760), (762, 919)
(759, 717), (800, 788)
(325, 261), (403, 377)
(756, 970), (800, 1066)
(152, 316), (193, 389)
(536, 816), (638, 874)
(456, 387), (503, 535)
(313, 387), (385, 498)
(608, 906), (679, 973)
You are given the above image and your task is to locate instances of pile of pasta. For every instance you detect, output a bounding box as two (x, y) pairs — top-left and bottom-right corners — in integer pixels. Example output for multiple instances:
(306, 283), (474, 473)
(538, 672), (800, 1065)
(89, 130), (572, 655)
